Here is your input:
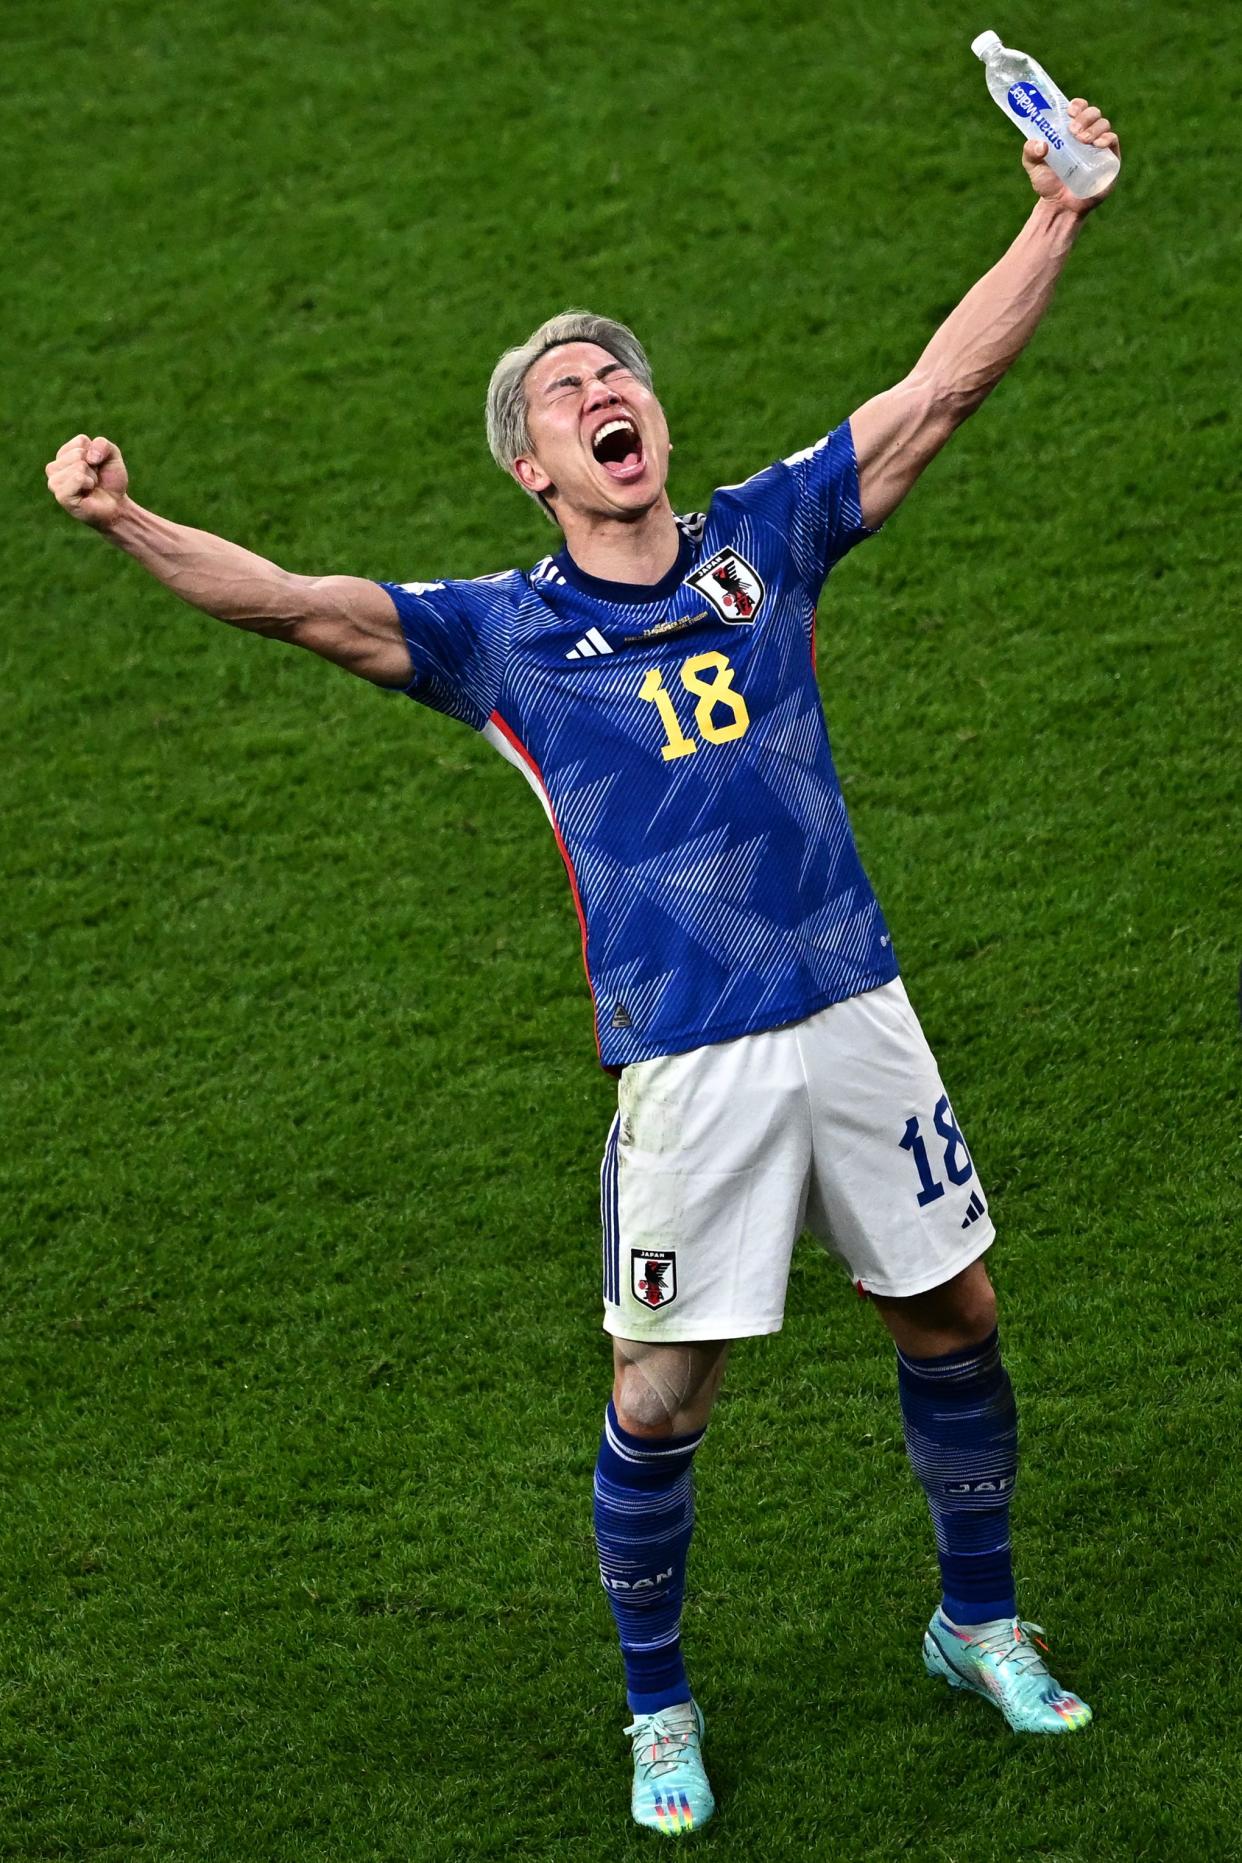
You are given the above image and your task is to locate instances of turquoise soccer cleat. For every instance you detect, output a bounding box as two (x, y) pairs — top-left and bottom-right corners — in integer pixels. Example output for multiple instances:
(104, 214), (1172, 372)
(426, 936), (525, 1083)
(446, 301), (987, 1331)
(623, 1698), (716, 1836)
(923, 1608), (1093, 1733)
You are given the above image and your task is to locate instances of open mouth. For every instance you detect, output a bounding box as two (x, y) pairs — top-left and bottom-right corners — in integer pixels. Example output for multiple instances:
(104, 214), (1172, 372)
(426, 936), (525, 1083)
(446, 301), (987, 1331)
(590, 416), (645, 481)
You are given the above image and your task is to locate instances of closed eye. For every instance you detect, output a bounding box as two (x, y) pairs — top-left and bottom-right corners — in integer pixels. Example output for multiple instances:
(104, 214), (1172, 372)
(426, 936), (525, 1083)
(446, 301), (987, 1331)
(543, 362), (631, 398)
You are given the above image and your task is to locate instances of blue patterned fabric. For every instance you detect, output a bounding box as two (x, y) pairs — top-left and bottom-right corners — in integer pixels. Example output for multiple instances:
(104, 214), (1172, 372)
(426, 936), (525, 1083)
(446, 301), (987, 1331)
(379, 421), (899, 1065)
(896, 1327), (1019, 1625)
(594, 1401), (704, 1714)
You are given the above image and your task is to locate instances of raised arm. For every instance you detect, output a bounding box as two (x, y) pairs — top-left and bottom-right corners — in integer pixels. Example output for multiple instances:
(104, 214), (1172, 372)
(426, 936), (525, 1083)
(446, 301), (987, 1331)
(45, 435), (413, 688)
(850, 100), (1121, 530)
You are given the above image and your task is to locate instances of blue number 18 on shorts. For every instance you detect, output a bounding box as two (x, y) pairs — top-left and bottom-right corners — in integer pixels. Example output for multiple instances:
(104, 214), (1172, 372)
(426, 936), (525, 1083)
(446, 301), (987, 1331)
(600, 979), (994, 1342)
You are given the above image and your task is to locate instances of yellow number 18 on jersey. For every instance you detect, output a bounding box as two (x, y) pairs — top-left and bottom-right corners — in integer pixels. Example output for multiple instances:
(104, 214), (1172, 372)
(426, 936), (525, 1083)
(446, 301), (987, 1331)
(638, 651), (751, 762)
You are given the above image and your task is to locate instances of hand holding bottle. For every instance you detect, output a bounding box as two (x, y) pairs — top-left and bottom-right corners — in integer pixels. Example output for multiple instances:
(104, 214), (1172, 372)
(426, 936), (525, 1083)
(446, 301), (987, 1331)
(1024, 97), (1120, 213)
(972, 31), (1121, 211)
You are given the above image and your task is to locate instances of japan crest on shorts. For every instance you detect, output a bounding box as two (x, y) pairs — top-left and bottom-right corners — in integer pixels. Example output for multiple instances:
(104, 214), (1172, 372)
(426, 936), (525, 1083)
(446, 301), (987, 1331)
(632, 1249), (677, 1309)
(687, 547), (765, 625)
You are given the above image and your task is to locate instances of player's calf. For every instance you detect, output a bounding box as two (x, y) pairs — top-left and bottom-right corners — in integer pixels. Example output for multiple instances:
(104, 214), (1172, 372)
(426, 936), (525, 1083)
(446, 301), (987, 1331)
(895, 1323), (1018, 1627)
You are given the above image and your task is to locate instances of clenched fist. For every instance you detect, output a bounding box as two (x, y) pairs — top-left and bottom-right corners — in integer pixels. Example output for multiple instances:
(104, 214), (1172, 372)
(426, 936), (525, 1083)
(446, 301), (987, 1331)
(45, 434), (129, 530)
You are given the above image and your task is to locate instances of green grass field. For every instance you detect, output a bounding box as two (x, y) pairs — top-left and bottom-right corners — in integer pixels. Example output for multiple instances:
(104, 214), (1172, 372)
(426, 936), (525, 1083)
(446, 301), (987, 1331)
(4, 0), (1239, 1855)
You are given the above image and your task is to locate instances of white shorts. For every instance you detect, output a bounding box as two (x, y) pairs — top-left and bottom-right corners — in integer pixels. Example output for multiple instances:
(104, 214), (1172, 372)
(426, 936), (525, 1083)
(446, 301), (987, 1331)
(600, 980), (994, 1341)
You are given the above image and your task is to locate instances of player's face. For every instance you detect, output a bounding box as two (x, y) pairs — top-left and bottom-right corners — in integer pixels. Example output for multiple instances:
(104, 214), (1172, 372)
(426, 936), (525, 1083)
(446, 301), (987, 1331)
(515, 342), (671, 522)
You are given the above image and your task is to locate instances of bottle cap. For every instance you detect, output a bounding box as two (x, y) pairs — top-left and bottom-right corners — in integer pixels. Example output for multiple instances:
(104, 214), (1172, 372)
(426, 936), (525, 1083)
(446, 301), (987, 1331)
(970, 29), (1001, 59)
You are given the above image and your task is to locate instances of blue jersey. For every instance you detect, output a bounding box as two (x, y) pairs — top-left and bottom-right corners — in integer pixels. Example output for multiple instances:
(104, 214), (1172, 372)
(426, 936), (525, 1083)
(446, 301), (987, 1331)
(379, 420), (898, 1067)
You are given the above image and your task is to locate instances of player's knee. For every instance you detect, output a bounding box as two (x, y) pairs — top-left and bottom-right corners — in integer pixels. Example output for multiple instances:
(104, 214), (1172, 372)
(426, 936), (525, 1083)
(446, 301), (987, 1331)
(614, 1361), (681, 1437)
(926, 1258), (997, 1346)
(612, 1343), (727, 1437)
(877, 1259), (998, 1354)
(954, 1266), (998, 1342)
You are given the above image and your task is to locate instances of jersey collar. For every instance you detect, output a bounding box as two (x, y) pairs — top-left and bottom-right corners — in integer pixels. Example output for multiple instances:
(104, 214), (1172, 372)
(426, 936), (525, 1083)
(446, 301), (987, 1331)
(552, 529), (695, 606)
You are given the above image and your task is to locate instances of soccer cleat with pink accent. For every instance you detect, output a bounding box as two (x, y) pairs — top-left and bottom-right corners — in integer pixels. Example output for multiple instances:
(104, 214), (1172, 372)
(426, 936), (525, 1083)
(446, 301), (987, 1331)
(923, 1608), (1093, 1733)
(623, 1698), (715, 1835)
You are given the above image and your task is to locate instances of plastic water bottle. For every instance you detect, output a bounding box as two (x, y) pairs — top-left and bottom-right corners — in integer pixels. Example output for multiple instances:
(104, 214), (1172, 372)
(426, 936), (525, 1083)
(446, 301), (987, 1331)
(971, 29), (1120, 199)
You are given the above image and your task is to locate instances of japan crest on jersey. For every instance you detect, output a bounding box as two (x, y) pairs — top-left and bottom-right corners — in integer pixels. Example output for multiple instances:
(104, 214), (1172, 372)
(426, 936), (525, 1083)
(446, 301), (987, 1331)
(632, 1249), (677, 1309)
(687, 546), (765, 625)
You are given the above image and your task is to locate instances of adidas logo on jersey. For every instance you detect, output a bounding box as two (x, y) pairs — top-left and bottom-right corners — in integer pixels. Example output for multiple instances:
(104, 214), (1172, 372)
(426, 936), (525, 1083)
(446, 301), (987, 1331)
(566, 627), (614, 660)
(960, 1190), (987, 1230)
(611, 1003), (633, 1030)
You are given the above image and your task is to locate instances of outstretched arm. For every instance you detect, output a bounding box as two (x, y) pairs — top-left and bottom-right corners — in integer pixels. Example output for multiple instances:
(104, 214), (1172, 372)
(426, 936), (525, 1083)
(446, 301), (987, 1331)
(45, 435), (413, 688)
(850, 99), (1120, 530)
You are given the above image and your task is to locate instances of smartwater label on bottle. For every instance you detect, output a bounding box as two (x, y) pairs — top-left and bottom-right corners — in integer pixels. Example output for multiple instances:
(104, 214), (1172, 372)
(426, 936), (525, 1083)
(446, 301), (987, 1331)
(1006, 80), (1065, 148)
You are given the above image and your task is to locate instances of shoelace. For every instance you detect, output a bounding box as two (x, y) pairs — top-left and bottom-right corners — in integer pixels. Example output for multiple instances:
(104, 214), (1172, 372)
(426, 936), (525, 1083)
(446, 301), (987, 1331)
(966, 1617), (1052, 1679)
(624, 1710), (699, 1779)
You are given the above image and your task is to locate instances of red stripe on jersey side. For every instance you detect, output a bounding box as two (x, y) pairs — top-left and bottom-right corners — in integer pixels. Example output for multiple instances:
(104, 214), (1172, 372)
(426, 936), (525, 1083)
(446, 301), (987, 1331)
(810, 606), (818, 673)
(488, 709), (601, 1057)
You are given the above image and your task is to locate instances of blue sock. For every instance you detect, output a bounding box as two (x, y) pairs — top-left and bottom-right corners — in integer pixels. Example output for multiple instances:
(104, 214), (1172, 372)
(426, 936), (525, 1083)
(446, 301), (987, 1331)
(896, 1326), (1018, 1624)
(592, 1400), (704, 1714)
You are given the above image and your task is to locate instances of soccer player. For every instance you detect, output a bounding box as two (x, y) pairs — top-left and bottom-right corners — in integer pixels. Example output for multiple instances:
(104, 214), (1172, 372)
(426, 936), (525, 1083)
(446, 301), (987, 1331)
(47, 105), (1119, 1835)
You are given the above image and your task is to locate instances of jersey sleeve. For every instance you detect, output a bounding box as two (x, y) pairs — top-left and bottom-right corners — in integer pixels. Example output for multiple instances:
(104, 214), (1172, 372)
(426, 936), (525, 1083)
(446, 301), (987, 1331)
(375, 574), (518, 730)
(782, 419), (878, 598)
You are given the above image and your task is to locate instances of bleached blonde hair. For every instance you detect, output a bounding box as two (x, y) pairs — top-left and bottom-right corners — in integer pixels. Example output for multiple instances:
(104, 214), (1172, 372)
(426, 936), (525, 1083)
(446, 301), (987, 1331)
(485, 310), (654, 519)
